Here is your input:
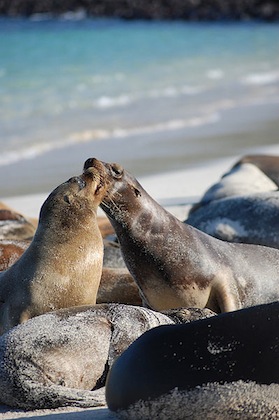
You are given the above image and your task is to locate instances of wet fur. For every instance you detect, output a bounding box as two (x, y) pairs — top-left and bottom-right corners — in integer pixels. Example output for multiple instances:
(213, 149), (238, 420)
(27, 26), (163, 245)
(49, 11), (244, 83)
(83, 158), (279, 313)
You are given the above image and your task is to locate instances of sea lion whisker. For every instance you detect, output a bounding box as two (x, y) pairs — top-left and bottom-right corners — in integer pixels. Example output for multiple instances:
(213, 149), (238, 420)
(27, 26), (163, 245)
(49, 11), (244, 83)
(94, 157), (279, 314)
(114, 191), (122, 199)
(109, 198), (123, 213)
(103, 193), (122, 213)
(101, 200), (110, 210)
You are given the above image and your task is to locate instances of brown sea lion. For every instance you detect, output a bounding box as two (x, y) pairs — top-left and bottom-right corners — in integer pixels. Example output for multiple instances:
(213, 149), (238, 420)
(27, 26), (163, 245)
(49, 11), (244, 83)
(0, 240), (30, 271)
(99, 268), (141, 306)
(0, 208), (36, 240)
(83, 158), (279, 313)
(0, 235), (139, 308)
(0, 240), (139, 307)
(0, 303), (213, 410)
(0, 172), (105, 335)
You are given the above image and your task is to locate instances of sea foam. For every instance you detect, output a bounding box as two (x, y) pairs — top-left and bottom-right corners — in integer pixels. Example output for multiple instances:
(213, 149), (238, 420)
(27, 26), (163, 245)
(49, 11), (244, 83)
(241, 71), (279, 86)
(0, 113), (220, 167)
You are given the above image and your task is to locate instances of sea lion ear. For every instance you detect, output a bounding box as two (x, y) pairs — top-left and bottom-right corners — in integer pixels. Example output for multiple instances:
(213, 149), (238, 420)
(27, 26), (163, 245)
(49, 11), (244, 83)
(133, 187), (141, 197)
(63, 195), (71, 205)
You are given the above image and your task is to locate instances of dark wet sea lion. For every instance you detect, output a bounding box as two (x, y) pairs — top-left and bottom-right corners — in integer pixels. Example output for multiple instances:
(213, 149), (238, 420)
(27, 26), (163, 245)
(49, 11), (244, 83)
(0, 172), (105, 335)
(83, 158), (279, 313)
(106, 301), (279, 416)
(0, 303), (213, 409)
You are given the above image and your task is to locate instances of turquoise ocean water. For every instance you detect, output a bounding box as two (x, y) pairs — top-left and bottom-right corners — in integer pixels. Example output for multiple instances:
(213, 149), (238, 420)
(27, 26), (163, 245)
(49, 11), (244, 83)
(0, 18), (279, 195)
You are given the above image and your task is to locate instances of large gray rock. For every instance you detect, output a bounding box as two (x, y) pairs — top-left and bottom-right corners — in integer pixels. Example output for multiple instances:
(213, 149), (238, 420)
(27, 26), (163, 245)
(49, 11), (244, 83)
(0, 0), (278, 21)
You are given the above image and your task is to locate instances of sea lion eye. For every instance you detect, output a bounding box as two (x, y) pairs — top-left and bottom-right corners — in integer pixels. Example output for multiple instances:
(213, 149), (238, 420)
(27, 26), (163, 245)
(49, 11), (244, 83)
(134, 187), (141, 197)
(111, 164), (123, 179)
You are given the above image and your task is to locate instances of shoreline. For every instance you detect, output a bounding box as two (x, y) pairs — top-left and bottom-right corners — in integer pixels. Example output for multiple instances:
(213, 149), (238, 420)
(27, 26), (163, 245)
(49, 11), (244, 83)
(0, 102), (279, 201)
(3, 143), (279, 220)
(1, 156), (236, 219)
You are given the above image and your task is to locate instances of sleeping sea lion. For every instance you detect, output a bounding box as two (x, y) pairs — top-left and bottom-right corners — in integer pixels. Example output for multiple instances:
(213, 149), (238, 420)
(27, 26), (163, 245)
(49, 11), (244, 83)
(0, 303), (213, 409)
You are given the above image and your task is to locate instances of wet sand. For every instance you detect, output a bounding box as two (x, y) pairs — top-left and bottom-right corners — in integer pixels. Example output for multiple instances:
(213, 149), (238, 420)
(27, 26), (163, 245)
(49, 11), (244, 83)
(0, 102), (278, 199)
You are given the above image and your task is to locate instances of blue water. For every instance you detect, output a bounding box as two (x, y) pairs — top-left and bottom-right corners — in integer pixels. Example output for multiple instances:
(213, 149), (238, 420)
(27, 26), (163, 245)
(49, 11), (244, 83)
(0, 18), (279, 193)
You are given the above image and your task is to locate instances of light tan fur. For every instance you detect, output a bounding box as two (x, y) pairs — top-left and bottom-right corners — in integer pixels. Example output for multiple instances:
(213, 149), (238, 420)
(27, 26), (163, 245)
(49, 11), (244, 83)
(0, 173), (105, 335)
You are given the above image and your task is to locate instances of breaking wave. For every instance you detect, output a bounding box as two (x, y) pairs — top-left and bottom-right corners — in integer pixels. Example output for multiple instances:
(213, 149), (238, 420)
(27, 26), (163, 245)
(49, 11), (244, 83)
(0, 112), (220, 167)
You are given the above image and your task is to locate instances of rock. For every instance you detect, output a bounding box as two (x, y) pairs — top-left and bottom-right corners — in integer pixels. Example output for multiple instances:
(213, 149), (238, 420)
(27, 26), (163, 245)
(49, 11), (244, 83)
(0, 0), (278, 21)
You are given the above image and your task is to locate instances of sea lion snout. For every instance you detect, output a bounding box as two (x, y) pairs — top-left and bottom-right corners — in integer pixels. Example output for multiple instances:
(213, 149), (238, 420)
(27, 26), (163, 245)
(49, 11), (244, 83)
(83, 158), (106, 181)
(83, 158), (123, 180)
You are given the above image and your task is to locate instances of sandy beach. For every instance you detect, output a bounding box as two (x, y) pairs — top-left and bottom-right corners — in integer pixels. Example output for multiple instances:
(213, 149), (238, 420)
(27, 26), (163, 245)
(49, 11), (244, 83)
(3, 140), (279, 220)
(0, 101), (279, 200)
(0, 158), (232, 219)
(1, 146), (279, 419)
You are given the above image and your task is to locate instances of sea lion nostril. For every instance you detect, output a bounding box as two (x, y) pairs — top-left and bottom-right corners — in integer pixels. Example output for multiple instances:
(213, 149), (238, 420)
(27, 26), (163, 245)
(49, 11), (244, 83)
(77, 178), (86, 190)
(84, 157), (98, 170)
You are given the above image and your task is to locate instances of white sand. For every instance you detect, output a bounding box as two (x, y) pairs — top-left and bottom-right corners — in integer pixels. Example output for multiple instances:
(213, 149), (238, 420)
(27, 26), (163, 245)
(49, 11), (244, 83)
(1, 157), (236, 220)
(1, 148), (279, 419)
(3, 144), (279, 220)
